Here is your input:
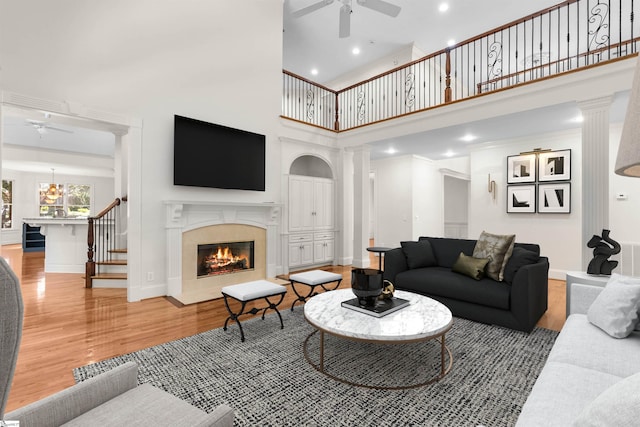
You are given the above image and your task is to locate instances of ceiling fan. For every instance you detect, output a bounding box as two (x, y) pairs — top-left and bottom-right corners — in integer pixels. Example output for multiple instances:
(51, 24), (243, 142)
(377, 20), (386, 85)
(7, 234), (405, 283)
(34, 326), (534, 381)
(292, 0), (401, 38)
(25, 119), (74, 136)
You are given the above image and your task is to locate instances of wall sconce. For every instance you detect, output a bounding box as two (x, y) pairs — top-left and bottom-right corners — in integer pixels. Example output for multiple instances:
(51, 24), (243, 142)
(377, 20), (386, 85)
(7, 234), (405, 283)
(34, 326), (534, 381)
(488, 174), (496, 201)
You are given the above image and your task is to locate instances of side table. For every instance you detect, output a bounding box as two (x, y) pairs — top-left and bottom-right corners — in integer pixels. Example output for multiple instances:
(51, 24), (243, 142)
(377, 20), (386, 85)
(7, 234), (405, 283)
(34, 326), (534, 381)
(366, 246), (392, 271)
(565, 271), (609, 318)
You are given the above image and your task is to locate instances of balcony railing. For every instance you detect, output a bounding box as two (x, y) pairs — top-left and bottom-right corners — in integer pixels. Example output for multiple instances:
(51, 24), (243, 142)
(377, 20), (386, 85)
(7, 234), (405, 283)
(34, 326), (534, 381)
(282, 0), (639, 132)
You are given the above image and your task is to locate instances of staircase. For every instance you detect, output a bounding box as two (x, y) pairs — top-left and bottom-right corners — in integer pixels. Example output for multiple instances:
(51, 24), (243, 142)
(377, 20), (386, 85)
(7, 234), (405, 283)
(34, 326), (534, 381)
(92, 248), (128, 288)
(85, 198), (127, 288)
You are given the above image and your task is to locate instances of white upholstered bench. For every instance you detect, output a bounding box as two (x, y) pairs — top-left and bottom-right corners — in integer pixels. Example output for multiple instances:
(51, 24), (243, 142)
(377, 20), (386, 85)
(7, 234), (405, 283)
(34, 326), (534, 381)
(289, 270), (342, 310)
(221, 280), (287, 342)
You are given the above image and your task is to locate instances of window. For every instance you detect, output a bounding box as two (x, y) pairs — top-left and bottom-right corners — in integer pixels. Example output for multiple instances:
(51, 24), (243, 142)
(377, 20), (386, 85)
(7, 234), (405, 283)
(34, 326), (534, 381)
(39, 182), (91, 218)
(2, 180), (13, 229)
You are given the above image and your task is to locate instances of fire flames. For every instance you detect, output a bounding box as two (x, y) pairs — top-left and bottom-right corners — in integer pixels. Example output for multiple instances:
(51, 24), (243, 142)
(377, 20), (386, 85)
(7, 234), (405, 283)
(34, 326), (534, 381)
(202, 246), (248, 275)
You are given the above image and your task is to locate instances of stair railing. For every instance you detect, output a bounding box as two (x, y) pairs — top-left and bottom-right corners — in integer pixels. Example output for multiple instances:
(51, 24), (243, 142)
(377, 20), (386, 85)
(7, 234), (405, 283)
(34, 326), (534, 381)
(282, 0), (639, 131)
(85, 197), (124, 288)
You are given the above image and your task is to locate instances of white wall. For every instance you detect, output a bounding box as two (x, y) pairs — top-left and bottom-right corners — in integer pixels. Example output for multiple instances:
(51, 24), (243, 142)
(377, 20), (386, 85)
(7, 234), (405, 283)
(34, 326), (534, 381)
(0, 1), (284, 300)
(468, 129), (583, 279)
(609, 123), (640, 243)
(370, 156), (413, 247)
(444, 175), (469, 224)
(412, 156), (443, 239)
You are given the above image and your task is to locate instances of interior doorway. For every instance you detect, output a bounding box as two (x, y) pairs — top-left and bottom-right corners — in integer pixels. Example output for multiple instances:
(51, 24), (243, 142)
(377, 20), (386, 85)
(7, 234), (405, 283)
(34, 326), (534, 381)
(443, 175), (469, 238)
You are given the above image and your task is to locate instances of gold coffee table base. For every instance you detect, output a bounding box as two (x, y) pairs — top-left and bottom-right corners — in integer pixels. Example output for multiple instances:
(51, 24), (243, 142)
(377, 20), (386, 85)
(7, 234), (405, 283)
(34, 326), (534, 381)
(302, 329), (453, 390)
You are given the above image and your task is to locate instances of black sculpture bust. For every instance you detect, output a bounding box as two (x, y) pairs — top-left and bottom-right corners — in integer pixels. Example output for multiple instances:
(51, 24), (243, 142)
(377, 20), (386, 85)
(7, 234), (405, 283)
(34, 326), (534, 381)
(587, 229), (621, 275)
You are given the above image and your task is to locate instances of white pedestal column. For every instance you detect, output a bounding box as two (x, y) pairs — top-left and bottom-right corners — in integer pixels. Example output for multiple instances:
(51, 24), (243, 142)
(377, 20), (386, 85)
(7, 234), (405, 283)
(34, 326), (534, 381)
(351, 146), (371, 268)
(579, 96), (612, 269)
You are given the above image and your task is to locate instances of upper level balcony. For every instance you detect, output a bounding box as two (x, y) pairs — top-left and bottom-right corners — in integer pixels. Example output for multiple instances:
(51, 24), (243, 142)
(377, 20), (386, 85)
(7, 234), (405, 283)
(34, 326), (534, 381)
(282, 0), (639, 133)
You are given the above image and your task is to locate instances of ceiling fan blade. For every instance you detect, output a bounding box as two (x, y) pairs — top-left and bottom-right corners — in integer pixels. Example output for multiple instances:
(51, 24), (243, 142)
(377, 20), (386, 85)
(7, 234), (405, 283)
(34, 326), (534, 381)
(339, 4), (351, 38)
(356, 0), (400, 17)
(292, 0), (334, 18)
(47, 126), (73, 134)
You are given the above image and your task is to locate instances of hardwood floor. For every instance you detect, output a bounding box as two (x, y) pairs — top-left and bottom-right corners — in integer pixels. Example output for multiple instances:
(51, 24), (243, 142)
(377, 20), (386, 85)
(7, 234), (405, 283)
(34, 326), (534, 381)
(1, 244), (565, 413)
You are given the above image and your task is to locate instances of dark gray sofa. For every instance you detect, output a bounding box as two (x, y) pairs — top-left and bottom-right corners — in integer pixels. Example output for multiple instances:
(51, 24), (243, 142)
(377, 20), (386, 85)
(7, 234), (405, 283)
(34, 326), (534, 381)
(383, 237), (549, 332)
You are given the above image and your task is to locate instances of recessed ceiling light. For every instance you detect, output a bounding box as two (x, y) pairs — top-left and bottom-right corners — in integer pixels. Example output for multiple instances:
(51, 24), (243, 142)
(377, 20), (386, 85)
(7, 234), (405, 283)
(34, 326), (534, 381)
(385, 147), (397, 155)
(460, 134), (477, 142)
(311, 68), (319, 76)
(352, 47), (360, 55)
(439, 3), (449, 12)
(444, 150), (455, 157)
(447, 39), (456, 47)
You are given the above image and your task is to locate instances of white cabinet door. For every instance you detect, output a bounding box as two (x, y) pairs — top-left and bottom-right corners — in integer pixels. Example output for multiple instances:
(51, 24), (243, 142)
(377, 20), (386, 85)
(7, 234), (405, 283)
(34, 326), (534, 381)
(313, 178), (334, 230)
(300, 242), (314, 265)
(289, 242), (314, 267)
(313, 239), (334, 263)
(289, 176), (314, 232)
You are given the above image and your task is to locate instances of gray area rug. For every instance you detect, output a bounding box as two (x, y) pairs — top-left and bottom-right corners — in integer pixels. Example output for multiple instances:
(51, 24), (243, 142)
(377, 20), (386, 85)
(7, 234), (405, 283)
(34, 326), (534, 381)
(74, 309), (558, 426)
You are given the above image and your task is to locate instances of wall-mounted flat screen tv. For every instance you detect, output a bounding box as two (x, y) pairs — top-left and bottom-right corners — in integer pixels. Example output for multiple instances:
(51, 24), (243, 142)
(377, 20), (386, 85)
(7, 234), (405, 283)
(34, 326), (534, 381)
(173, 115), (265, 191)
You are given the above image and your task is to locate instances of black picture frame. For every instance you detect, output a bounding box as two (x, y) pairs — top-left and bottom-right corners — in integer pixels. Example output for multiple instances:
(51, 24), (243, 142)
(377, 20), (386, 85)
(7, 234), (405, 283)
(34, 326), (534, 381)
(538, 182), (571, 213)
(538, 149), (571, 182)
(507, 184), (536, 213)
(507, 154), (537, 184)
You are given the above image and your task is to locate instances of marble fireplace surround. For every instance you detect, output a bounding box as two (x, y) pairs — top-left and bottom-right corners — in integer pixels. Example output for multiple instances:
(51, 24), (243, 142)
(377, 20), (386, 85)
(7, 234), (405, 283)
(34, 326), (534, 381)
(165, 201), (281, 305)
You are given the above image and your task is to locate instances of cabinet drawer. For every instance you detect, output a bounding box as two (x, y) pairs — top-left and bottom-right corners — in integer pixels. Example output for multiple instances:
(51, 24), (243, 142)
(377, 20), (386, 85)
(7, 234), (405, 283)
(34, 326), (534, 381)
(314, 232), (333, 240)
(290, 233), (313, 242)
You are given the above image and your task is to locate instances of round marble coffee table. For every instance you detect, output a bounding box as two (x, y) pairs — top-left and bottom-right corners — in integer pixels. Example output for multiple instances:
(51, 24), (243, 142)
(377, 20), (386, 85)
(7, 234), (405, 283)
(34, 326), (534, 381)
(303, 288), (453, 390)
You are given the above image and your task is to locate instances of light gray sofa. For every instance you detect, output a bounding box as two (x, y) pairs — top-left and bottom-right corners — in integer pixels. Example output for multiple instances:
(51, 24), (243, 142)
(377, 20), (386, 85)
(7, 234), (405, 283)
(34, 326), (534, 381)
(0, 256), (234, 427)
(516, 275), (640, 426)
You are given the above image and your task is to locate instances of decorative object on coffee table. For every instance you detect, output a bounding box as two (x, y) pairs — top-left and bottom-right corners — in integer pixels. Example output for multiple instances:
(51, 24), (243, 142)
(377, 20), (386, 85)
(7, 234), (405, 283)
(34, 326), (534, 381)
(380, 280), (395, 300)
(587, 229), (621, 276)
(351, 268), (383, 306)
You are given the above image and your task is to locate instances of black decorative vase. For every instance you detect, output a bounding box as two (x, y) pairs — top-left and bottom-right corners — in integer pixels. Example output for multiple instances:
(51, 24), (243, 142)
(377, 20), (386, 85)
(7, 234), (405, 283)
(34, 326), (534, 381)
(351, 268), (383, 307)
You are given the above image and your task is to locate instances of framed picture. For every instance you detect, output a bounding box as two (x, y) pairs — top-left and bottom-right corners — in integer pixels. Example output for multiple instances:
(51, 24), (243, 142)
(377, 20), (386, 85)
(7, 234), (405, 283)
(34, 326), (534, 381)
(507, 154), (536, 183)
(538, 183), (571, 213)
(538, 149), (571, 181)
(507, 185), (536, 213)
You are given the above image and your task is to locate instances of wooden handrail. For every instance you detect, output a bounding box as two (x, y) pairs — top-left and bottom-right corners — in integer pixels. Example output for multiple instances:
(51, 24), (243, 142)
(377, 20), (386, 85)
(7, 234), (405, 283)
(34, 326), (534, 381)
(86, 197), (124, 288)
(91, 198), (121, 220)
(476, 38), (640, 93)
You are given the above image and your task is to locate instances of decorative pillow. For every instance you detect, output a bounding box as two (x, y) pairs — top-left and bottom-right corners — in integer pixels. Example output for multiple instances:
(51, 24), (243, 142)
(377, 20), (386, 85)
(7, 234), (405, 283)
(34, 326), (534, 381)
(472, 231), (515, 281)
(572, 372), (640, 426)
(502, 247), (540, 285)
(401, 240), (437, 269)
(587, 273), (640, 338)
(452, 252), (490, 281)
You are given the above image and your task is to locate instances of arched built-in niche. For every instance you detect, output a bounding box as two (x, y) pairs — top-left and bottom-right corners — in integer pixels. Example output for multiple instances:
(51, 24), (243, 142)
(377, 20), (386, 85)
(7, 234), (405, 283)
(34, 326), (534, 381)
(289, 155), (333, 179)
(287, 154), (335, 272)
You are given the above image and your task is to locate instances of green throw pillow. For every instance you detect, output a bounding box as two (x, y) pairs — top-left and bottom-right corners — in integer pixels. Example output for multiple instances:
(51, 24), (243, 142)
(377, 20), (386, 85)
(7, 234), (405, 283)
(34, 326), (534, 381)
(452, 252), (490, 280)
(472, 231), (515, 281)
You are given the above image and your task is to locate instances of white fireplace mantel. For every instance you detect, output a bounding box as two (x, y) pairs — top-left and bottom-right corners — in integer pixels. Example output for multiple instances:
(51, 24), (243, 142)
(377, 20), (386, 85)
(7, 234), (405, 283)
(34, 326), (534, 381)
(164, 200), (282, 303)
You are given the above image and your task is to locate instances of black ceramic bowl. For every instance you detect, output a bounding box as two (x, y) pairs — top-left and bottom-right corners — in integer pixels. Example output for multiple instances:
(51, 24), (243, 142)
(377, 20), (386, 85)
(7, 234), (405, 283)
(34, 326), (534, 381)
(351, 268), (383, 306)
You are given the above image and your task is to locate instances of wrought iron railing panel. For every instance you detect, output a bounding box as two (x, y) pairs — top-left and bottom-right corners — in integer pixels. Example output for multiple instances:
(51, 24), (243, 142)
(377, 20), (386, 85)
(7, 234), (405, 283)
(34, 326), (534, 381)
(282, 0), (639, 132)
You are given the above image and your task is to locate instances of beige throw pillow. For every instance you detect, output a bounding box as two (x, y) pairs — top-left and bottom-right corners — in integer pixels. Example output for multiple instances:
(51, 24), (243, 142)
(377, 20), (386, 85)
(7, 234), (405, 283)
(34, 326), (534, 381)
(472, 231), (515, 281)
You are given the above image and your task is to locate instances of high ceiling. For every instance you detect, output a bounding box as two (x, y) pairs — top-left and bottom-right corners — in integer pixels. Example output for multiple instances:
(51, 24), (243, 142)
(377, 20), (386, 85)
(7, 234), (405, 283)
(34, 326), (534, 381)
(283, 0), (632, 161)
(1, 1), (632, 172)
(283, 0), (564, 84)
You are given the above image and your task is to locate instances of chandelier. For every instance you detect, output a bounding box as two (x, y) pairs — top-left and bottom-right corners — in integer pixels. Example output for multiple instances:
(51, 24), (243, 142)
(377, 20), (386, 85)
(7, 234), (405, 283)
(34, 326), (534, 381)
(44, 168), (62, 204)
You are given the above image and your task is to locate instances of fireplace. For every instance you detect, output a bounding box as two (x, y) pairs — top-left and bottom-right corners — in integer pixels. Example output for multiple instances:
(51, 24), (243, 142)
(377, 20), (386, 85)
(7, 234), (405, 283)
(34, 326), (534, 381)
(165, 201), (281, 305)
(197, 241), (255, 278)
